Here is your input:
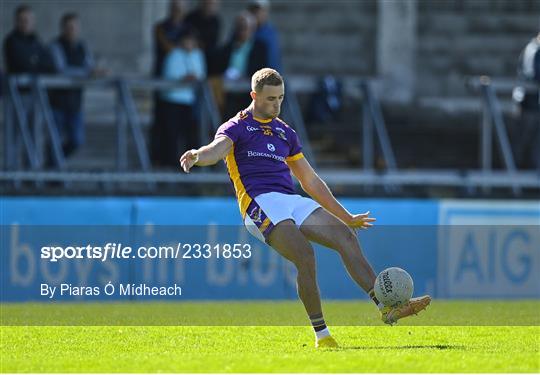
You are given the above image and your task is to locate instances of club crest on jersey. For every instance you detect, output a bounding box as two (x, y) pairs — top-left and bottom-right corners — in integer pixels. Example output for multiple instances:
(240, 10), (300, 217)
(267, 143), (276, 152)
(249, 207), (263, 223)
(275, 127), (287, 140)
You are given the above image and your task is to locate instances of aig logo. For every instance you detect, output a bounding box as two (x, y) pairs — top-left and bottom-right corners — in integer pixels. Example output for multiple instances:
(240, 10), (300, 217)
(267, 143), (275, 152)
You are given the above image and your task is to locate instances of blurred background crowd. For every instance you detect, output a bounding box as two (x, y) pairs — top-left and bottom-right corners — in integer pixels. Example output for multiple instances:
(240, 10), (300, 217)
(1, 0), (539, 197)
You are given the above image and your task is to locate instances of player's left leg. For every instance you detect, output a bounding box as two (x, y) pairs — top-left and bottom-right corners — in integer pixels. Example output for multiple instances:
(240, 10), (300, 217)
(266, 219), (338, 348)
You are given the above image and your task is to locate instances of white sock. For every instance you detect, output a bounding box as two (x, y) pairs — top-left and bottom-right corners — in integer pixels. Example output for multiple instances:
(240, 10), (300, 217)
(378, 302), (385, 310)
(315, 327), (330, 340)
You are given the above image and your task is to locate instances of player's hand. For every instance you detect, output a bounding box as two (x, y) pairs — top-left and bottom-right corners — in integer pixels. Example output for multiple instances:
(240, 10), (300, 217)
(179, 149), (199, 173)
(345, 211), (376, 229)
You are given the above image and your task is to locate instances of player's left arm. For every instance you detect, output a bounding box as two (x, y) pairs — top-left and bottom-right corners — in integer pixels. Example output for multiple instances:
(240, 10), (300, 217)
(287, 157), (375, 229)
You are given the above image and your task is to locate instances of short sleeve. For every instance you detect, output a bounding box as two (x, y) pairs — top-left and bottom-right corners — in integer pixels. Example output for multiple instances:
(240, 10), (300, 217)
(215, 120), (240, 143)
(285, 127), (304, 162)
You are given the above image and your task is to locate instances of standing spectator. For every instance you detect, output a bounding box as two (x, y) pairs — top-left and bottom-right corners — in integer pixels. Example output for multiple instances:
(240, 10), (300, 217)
(3, 5), (54, 169)
(223, 12), (258, 81)
(159, 29), (206, 167)
(214, 11), (257, 119)
(513, 32), (540, 170)
(151, 0), (189, 166)
(185, 0), (223, 114)
(519, 32), (540, 83)
(3, 5), (54, 74)
(215, 11), (268, 119)
(185, 0), (221, 68)
(153, 0), (189, 77)
(247, 0), (282, 72)
(48, 13), (96, 163)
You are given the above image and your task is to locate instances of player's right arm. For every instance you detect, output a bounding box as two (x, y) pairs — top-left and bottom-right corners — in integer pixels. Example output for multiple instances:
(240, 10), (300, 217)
(179, 136), (232, 173)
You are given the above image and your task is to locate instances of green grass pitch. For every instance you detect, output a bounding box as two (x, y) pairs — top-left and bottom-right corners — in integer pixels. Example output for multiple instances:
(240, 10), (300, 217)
(1, 300), (539, 373)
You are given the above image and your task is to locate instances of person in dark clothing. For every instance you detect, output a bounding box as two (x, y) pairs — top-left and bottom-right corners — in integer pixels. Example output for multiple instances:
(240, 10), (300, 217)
(3, 5), (54, 74)
(212, 11), (267, 119)
(185, 0), (223, 114)
(153, 0), (189, 77)
(185, 0), (221, 70)
(247, 0), (282, 72)
(48, 12), (96, 162)
(3, 5), (54, 169)
(151, 0), (189, 166)
(513, 32), (540, 170)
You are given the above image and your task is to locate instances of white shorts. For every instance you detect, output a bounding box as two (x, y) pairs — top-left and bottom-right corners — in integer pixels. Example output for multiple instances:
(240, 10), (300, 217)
(243, 192), (321, 243)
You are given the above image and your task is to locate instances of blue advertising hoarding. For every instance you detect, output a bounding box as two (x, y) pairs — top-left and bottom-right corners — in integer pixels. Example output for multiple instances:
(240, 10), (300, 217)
(1, 197), (538, 301)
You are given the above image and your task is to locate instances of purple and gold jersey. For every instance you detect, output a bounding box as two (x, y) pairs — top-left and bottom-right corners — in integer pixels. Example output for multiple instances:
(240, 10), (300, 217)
(215, 110), (304, 218)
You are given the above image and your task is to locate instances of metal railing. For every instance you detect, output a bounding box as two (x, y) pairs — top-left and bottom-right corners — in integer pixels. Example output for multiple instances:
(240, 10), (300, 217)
(2, 75), (222, 174)
(467, 75), (540, 194)
(359, 80), (397, 173)
(218, 76), (398, 172)
(1, 74), (539, 194)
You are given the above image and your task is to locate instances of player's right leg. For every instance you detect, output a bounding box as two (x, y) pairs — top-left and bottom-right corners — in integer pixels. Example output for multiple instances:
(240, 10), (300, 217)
(299, 207), (431, 325)
(266, 220), (338, 348)
(299, 207), (377, 294)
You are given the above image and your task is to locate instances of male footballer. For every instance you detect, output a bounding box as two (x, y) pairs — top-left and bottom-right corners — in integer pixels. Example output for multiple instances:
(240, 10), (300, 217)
(180, 68), (431, 348)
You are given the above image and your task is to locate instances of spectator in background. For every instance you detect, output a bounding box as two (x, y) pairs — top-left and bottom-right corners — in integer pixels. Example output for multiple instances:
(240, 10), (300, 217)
(519, 32), (540, 83)
(151, 0), (189, 166)
(307, 76), (344, 124)
(159, 28), (206, 167)
(48, 13), (97, 163)
(247, 0), (282, 72)
(185, 0), (221, 66)
(3, 5), (54, 169)
(3, 5), (54, 74)
(185, 0), (223, 113)
(513, 32), (540, 171)
(153, 0), (189, 77)
(214, 11), (262, 119)
(223, 12), (258, 81)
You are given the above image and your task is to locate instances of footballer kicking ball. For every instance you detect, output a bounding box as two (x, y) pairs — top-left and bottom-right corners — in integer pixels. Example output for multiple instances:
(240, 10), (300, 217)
(374, 267), (414, 307)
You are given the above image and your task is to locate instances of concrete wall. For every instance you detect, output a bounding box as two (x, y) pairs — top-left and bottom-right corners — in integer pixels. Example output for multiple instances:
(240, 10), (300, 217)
(416, 0), (540, 97)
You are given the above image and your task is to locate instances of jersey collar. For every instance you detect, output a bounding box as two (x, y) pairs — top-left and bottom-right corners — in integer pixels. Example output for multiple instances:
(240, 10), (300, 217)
(246, 110), (273, 124)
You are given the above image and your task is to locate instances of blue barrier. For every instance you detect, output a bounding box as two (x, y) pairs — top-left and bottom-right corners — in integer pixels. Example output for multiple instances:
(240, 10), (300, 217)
(1, 198), (133, 302)
(1, 197), (538, 301)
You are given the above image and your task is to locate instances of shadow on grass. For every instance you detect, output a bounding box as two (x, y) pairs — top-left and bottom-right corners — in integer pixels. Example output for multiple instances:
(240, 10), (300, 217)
(340, 344), (466, 351)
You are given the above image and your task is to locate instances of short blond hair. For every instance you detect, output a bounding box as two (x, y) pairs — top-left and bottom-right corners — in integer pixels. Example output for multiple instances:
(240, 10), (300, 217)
(251, 68), (283, 93)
